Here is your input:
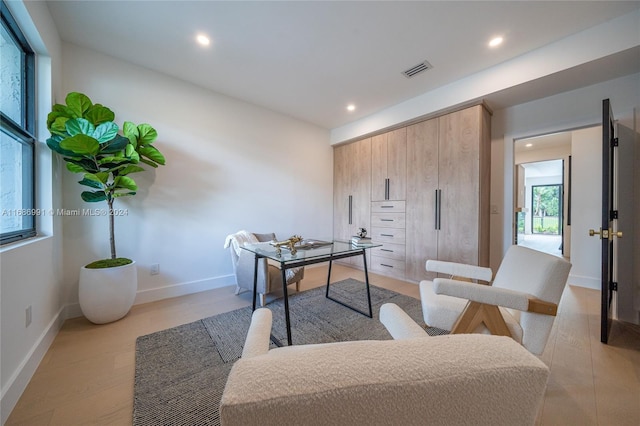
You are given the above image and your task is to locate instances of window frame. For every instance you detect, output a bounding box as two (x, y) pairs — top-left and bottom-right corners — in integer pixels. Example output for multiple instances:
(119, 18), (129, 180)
(1, 0), (37, 245)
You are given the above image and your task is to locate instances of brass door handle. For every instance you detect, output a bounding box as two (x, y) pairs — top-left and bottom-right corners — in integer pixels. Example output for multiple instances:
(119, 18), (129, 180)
(588, 228), (622, 239)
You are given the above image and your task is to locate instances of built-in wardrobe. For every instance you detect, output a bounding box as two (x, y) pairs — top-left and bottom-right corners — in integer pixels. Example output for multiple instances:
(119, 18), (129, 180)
(333, 103), (491, 283)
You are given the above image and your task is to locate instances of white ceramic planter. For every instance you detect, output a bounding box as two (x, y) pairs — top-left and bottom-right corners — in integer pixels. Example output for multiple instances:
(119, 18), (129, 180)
(79, 261), (137, 324)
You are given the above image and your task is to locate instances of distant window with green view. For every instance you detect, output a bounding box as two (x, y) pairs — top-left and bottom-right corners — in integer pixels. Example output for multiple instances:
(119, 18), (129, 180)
(1, 0), (36, 244)
(531, 184), (562, 235)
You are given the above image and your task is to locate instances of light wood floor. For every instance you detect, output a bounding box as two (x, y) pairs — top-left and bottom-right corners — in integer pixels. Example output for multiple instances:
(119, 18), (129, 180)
(7, 264), (640, 425)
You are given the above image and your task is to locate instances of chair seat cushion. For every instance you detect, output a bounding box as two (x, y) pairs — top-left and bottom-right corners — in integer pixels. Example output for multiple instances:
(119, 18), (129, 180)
(419, 280), (523, 343)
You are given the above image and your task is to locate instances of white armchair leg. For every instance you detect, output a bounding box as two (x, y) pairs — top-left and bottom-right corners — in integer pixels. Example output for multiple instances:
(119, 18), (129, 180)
(234, 285), (241, 295)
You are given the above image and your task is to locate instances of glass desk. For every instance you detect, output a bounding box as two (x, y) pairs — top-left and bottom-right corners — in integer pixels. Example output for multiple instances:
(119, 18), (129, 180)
(241, 240), (381, 346)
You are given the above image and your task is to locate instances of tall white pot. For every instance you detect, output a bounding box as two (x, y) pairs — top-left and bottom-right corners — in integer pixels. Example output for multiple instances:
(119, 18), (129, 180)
(79, 261), (137, 324)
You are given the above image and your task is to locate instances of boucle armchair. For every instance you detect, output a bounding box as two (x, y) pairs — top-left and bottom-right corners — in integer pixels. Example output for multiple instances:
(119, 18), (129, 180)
(226, 231), (304, 307)
(219, 307), (550, 426)
(420, 245), (571, 355)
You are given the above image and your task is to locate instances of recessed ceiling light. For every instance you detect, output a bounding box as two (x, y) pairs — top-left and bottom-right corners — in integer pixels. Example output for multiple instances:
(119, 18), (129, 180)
(196, 34), (210, 46)
(489, 36), (503, 48)
(525, 143), (533, 148)
(346, 104), (356, 112)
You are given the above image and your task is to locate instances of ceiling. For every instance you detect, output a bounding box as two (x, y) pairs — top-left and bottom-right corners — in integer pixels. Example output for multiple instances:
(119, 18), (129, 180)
(46, 1), (640, 130)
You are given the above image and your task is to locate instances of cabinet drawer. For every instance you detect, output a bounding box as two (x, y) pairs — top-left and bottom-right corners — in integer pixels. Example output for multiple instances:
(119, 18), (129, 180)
(371, 255), (406, 276)
(372, 244), (405, 261)
(371, 212), (405, 228)
(371, 200), (406, 213)
(370, 227), (406, 244)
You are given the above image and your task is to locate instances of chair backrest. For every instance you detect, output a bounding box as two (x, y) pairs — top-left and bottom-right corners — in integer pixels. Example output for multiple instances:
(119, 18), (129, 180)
(493, 245), (571, 354)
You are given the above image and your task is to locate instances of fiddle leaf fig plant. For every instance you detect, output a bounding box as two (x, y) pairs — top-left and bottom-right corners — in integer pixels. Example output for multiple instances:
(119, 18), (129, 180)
(46, 92), (166, 266)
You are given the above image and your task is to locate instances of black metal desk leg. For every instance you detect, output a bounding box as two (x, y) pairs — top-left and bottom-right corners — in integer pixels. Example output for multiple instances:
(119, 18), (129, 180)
(281, 265), (292, 346)
(325, 259), (333, 297)
(252, 255), (259, 312)
(362, 249), (373, 318)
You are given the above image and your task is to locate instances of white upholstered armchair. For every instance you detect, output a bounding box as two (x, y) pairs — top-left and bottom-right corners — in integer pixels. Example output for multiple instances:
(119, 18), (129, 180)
(219, 307), (551, 426)
(420, 245), (572, 355)
(225, 231), (304, 307)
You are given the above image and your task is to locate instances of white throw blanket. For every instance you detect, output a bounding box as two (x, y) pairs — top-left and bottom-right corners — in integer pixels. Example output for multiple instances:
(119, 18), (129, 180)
(224, 230), (259, 257)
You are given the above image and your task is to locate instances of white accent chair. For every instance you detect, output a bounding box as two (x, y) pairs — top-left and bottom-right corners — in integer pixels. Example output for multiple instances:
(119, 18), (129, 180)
(219, 307), (551, 426)
(420, 245), (572, 355)
(228, 232), (304, 307)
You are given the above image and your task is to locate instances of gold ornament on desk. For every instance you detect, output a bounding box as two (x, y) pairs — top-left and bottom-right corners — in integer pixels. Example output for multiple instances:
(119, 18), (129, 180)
(270, 235), (303, 256)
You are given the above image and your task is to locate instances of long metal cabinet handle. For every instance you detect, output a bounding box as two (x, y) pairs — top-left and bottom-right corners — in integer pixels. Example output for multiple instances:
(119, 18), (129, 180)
(435, 189), (439, 230)
(348, 195), (353, 225)
(385, 178), (390, 200)
(437, 189), (442, 230)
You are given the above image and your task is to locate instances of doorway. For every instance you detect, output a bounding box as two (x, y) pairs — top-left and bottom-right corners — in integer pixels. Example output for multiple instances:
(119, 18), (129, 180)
(514, 134), (570, 258)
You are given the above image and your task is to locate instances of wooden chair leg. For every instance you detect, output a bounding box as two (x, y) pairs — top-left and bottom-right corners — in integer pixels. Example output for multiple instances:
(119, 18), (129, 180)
(295, 280), (300, 292)
(451, 301), (512, 337)
(259, 294), (266, 307)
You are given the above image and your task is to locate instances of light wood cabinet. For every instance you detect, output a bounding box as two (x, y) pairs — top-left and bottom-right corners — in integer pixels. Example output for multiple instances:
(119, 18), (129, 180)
(371, 128), (406, 201)
(405, 105), (491, 282)
(334, 103), (490, 282)
(333, 137), (371, 266)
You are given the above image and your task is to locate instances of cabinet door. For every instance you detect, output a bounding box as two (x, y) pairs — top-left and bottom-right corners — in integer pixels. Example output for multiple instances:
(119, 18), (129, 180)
(437, 106), (482, 266)
(371, 129), (407, 201)
(333, 143), (352, 241)
(405, 118), (439, 282)
(387, 127), (407, 201)
(350, 138), (372, 267)
(371, 133), (387, 201)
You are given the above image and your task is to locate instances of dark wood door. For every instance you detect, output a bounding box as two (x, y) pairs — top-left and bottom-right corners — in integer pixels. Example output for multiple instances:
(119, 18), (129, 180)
(599, 98), (616, 343)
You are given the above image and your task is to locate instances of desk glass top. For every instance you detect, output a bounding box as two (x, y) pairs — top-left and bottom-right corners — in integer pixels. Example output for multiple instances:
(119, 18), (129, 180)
(241, 240), (381, 264)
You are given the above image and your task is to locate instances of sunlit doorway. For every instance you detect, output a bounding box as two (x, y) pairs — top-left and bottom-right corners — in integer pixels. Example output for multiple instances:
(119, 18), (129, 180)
(514, 132), (571, 258)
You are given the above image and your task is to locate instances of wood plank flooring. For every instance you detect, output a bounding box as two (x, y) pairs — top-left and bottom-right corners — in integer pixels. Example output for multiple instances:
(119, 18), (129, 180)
(6, 264), (640, 425)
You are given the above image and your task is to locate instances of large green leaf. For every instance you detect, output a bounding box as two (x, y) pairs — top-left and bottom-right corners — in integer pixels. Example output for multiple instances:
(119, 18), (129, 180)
(65, 92), (92, 118)
(60, 134), (100, 156)
(98, 156), (129, 165)
(118, 165), (145, 175)
(112, 191), (136, 198)
(85, 104), (114, 125)
(64, 158), (99, 173)
(81, 191), (107, 203)
(46, 136), (76, 157)
(66, 118), (95, 137)
(93, 122), (119, 142)
(65, 162), (85, 173)
(139, 157), (158, 168)
(50, 117), (70, 136)
(114, 176), (137, 191)
(78, 178), (103, 189)
(137, 124), (157, 145)
(139, 145), (165, 165)
(100, 134), (130, 154)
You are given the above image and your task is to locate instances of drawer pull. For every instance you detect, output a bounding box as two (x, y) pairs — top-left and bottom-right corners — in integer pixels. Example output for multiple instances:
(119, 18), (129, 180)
(380, 219), (394, 222)
(380, 233), (393, 237)
(381, 205), (394, 209)
(381, 264), (394, 268)
(380, 249), (393, 252)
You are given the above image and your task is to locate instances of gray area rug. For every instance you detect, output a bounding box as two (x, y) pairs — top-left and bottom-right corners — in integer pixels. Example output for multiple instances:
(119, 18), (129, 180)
(133, 278), (447, 425)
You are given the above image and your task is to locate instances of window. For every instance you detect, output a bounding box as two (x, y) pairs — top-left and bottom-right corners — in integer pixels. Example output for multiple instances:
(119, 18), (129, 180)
(1, 0), (36, 244)
(531, 184), (562, 235)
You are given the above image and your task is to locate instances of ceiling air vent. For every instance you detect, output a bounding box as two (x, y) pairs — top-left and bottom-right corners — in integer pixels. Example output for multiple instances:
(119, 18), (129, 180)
(402, 60), (433, 78)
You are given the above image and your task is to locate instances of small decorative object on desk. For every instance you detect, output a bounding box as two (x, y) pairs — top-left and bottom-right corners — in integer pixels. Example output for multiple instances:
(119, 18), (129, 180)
(270, 235), (303, 256)
(356, 228), (368, 238)
(351, 228), (372, 246)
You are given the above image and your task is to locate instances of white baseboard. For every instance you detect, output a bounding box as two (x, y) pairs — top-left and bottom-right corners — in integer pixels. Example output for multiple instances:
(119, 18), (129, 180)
(1, 306), (66, 425)
(134, 275), (237, 305)
(568, 273), (600, 290)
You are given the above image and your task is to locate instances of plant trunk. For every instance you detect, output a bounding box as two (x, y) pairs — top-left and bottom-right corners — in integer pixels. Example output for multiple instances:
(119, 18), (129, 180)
(108, 198), (116, 259)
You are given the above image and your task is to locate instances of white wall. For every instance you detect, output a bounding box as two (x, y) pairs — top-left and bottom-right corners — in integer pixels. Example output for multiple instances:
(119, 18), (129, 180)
(0, 1), (63, 423)
(59, 43), (333, 307)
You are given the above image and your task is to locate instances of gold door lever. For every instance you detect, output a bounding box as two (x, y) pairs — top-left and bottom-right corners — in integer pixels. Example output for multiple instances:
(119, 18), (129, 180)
(588, 228), (622, 239)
